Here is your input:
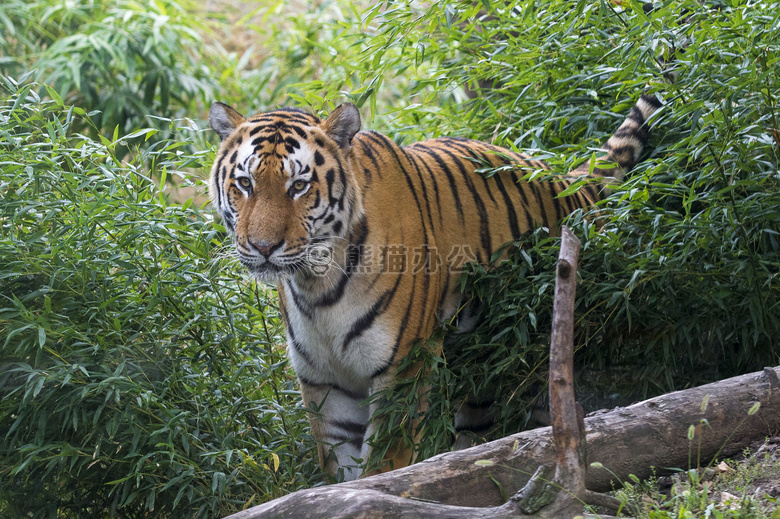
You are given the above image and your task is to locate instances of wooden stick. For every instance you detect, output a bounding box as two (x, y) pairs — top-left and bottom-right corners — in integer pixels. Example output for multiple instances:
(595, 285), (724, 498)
(549, 226), (583, 494)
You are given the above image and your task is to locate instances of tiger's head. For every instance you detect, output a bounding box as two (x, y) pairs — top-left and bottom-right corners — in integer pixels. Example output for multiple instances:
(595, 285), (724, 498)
(208, 102), (364, 282)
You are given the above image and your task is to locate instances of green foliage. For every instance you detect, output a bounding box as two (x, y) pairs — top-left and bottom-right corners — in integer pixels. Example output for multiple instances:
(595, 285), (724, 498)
(212, 0), (367, 114)
(0, 78), (317, 517)
(0, 0), (412, 146)
(0, 0), (219, 141)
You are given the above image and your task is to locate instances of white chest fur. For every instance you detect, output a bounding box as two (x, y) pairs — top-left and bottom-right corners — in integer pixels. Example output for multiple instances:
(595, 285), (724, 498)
(279, 277), (395, 393)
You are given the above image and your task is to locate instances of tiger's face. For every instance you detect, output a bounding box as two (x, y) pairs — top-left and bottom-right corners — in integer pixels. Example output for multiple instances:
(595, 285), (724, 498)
(208, 102), (363, 282)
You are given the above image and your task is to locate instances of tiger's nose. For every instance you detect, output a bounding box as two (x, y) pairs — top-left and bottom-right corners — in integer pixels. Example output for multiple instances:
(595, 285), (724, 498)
(249, 240), (284, 258)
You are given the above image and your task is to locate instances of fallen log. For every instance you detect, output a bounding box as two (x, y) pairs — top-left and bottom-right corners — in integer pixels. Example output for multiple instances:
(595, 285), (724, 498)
(227, 364), (780, 518)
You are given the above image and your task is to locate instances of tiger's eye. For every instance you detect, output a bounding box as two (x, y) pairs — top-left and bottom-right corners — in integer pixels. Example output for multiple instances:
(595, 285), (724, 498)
(292, 180), (306, 191)
(237, 177), (251, 189)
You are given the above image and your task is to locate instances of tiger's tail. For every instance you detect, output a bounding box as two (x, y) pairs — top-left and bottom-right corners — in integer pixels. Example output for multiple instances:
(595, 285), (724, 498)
(575, 92), (663, 181)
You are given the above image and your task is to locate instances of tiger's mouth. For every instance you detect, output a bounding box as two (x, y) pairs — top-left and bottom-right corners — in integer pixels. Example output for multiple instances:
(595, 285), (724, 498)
(237, 242), (336, 282)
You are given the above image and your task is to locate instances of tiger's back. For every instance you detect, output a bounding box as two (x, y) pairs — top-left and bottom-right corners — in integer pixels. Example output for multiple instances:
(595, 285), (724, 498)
(208, 92), (661, 480)
(346, 92), (659, 330)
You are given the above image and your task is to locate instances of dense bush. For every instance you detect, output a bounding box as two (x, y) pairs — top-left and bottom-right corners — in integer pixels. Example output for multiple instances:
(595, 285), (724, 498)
(0, 0), (408, 145)
(0, 78), (318, 517)
(0, 0), (220, 144)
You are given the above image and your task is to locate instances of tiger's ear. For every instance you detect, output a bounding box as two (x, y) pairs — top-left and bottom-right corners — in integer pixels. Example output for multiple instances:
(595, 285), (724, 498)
(323, 103), (361, 148)
(209, 102), (246, 141)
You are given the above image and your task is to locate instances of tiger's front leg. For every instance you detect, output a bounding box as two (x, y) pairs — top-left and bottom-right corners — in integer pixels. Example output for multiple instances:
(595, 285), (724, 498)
(359, 358), (435, 476)
(299, 379), (369, 481)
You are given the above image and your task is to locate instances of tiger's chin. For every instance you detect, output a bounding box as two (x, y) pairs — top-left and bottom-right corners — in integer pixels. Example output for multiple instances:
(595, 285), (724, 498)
(244, 263), (295, 284)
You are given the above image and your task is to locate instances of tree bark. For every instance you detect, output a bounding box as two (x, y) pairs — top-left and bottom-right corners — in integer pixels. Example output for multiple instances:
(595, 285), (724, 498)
(226, 365), (780, 518)
(548, 227), (582, 493)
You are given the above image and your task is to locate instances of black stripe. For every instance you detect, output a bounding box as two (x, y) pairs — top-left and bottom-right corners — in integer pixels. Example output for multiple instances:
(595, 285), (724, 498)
(613, 122), (649, 144)
(251, 135), (274, 147)
(606, 144), (639, 169)
(402, 148), (437, 233)
(342, 273), (403, 350)
(408, 150), (443, 226)
(281, 304), (316, 368)
(337, 160), (347, 210)
(286, 281), (314, 320)
(308, 165), (319, 184)
(297, 375), (368, 401)
(490, 172), (521, 241)
(508, 171), (535, 231)
(567, 186), (586, 210)
(582, 184), (601, 205)
(529, 182), (550, 228)
(476, 165), (498, 207)
(327, 434), (363, 449)
(308, 202), (332, 225)
(576, 182), (595, 210)
(412, 144), (465, 224)
(311, 216), (369, 307)
(411, 254), (432, 342)
(371, 274), (416, 379)
(625, 110), (645, 125)
(556, 180), (577, 216)
(291, 125), (308, 139)
(356, 138), (381, 180)
(436, 146), (492, 257)
(329, 419), (368, 436)
(223, 211), (235, 232)
(437, 274), (451, 317)
(641, 93), (662, 108)
(314, 150), (325, 166)
(284, 136), (301, 154)
(548, 182), (564, 224)
(468, 151), (500, 208)
(325, 168), (336, 205)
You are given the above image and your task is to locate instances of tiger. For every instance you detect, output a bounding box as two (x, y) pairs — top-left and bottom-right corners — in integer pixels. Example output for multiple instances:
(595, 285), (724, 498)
(207, 91), (662, 481)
